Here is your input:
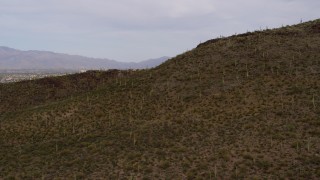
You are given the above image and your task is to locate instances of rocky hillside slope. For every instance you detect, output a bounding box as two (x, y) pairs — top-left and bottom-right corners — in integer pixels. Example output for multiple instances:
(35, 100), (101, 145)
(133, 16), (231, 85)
(0, 19), (319, 179)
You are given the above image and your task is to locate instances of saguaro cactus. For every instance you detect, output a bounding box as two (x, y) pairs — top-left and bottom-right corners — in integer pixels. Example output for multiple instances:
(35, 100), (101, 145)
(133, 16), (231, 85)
(312, 94), (316, 109)
(246, 64), (249, 77)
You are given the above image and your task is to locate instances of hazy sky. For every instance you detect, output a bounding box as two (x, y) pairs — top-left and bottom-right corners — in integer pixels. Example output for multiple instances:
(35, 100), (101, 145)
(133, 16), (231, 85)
(0, 0), (319, 62)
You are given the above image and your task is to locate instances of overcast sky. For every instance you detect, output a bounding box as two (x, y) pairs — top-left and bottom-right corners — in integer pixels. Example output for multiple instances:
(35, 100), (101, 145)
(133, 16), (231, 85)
(0, 0), (319, 62)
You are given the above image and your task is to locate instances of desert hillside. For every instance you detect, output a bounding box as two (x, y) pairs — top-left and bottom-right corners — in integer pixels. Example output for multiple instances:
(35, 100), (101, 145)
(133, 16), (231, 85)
(0, 19), (319, 179)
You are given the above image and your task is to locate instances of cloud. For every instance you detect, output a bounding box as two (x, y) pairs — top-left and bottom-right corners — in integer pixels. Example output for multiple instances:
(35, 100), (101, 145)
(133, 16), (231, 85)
(54, 0), (216, 18)
(0, 0), (319, 61)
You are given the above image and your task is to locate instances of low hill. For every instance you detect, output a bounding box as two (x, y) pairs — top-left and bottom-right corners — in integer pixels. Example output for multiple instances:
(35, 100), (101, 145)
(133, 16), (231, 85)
(0, 19), (319, 179)
(0, 47), (169, 70)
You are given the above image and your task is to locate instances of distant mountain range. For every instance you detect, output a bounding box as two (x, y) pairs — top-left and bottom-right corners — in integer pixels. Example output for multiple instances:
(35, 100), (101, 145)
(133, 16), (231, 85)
(0, 46), (170, 70)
